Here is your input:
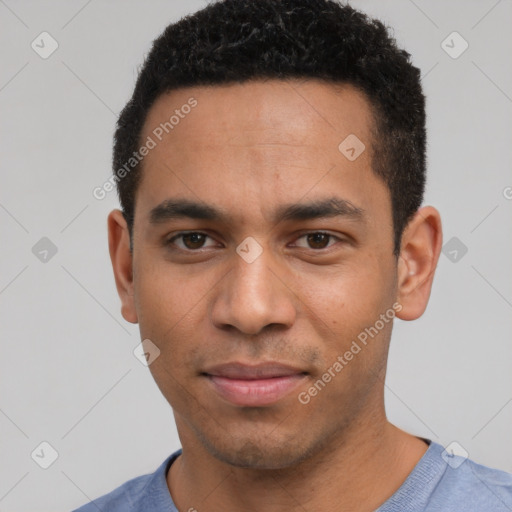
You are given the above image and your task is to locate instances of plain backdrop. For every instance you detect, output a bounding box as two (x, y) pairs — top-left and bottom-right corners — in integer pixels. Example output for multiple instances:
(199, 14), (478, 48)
(1, 1), (511, 510)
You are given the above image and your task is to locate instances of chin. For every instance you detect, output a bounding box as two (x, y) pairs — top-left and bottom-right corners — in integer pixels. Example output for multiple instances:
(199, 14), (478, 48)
(195, 428), (324, 470)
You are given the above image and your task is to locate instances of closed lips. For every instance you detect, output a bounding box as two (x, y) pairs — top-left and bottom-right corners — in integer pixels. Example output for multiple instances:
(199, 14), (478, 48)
(202, 362), (309, 407)
(202, 362), (307, 379)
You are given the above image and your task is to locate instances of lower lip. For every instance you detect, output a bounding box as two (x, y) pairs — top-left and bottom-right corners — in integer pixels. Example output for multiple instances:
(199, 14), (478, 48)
(207, 374), (307, 407)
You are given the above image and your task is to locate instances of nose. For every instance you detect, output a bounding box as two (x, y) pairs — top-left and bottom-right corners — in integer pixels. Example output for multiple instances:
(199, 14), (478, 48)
(211, 247), (297, 335)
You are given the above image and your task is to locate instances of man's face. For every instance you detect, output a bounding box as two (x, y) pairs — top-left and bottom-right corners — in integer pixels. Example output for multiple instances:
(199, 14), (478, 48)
(128, 80), (399, 468)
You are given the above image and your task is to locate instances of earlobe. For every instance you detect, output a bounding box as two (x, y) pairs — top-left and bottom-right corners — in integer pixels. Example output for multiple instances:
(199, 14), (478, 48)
(396, 206), (443, 321)
(108, 209), (138, 324)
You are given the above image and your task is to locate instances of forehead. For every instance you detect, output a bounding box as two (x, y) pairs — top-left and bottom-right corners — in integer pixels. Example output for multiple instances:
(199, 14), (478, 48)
(136, 79), (388, 228)
(142, 79), (375, 150)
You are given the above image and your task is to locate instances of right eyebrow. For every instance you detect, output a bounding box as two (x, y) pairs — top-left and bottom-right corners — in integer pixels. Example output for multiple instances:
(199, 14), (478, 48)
(149, 199), (230, 224)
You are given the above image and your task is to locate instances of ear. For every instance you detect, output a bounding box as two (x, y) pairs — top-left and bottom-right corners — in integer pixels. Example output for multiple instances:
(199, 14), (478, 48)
(108, 209), (138, 324)
(396, 206), (443, 321)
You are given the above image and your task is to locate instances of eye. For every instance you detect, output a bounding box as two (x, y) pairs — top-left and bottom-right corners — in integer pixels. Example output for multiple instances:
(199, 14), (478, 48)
(167, 232), (218, 251)
(293, 232), (341, 250)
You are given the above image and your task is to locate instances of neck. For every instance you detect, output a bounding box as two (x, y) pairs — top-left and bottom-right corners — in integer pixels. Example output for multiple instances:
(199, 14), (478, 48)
(167, 416), (428, 512)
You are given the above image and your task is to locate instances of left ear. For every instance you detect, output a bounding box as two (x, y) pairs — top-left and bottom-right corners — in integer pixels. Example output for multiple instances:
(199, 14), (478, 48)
(396, 206), (443, 321)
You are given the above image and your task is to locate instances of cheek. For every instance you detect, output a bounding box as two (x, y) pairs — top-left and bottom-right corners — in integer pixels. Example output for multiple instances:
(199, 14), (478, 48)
(134, 263), (205, 408)
(298, 267), (393, 406)
(295, 255), (394, 335)
(132, 258), (224, 386)
(133, 256), (210, 335)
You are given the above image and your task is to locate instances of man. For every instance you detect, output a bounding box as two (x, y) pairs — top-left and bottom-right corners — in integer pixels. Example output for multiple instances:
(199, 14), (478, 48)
(74, 0), (512, 510)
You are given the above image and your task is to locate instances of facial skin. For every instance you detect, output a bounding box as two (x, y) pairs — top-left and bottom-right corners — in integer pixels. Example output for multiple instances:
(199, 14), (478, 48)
(109, 80), (442, 511)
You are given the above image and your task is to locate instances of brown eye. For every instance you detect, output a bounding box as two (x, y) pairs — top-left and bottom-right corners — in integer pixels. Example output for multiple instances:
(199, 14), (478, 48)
(168, 232), (217, 251)
(306, 233), (331, 249)
(182, 233), (207, 249)
(293, 232), (340, 250)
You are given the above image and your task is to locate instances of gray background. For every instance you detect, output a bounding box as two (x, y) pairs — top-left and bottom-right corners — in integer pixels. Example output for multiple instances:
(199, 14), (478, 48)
(1, 0), (511, 510)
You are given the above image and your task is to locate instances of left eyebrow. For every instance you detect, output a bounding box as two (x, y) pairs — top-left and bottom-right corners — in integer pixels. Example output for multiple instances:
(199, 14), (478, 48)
(274, 197), (366, 224)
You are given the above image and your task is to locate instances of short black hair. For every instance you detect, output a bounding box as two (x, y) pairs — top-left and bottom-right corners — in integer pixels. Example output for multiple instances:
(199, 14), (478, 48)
(113, 0), (426, 256)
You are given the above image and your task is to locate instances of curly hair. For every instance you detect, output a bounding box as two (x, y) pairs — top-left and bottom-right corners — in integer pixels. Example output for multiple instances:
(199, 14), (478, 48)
(113, 0), (426, 256)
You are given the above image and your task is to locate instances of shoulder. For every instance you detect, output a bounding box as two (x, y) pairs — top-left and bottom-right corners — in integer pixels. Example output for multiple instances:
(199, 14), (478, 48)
(71, 451), (180, 512)
(428, 447), (512, 511)
(377, 440), (512, 512)
(72, 474), (151, 512)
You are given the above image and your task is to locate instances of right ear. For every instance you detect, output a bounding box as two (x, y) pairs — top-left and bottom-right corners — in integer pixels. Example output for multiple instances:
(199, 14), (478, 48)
(107, 209), (138, 324)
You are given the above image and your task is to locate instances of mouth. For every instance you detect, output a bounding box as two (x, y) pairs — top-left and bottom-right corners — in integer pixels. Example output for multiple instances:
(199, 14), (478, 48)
(202, 362), (308, 407)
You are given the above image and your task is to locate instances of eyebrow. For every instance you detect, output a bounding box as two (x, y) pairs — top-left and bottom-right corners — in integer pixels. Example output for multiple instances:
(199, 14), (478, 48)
(149, 197), (366, 225)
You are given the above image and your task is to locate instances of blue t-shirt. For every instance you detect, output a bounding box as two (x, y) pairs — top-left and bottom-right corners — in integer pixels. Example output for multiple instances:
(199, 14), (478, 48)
(72, 440), (512, 511)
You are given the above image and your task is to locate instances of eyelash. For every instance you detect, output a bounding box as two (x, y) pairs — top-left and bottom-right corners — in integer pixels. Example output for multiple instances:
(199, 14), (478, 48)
(166, 231), (343, 252)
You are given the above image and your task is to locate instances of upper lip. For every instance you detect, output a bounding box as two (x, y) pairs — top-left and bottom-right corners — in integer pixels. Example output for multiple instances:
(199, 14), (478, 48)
(203, 362), (307, 380)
